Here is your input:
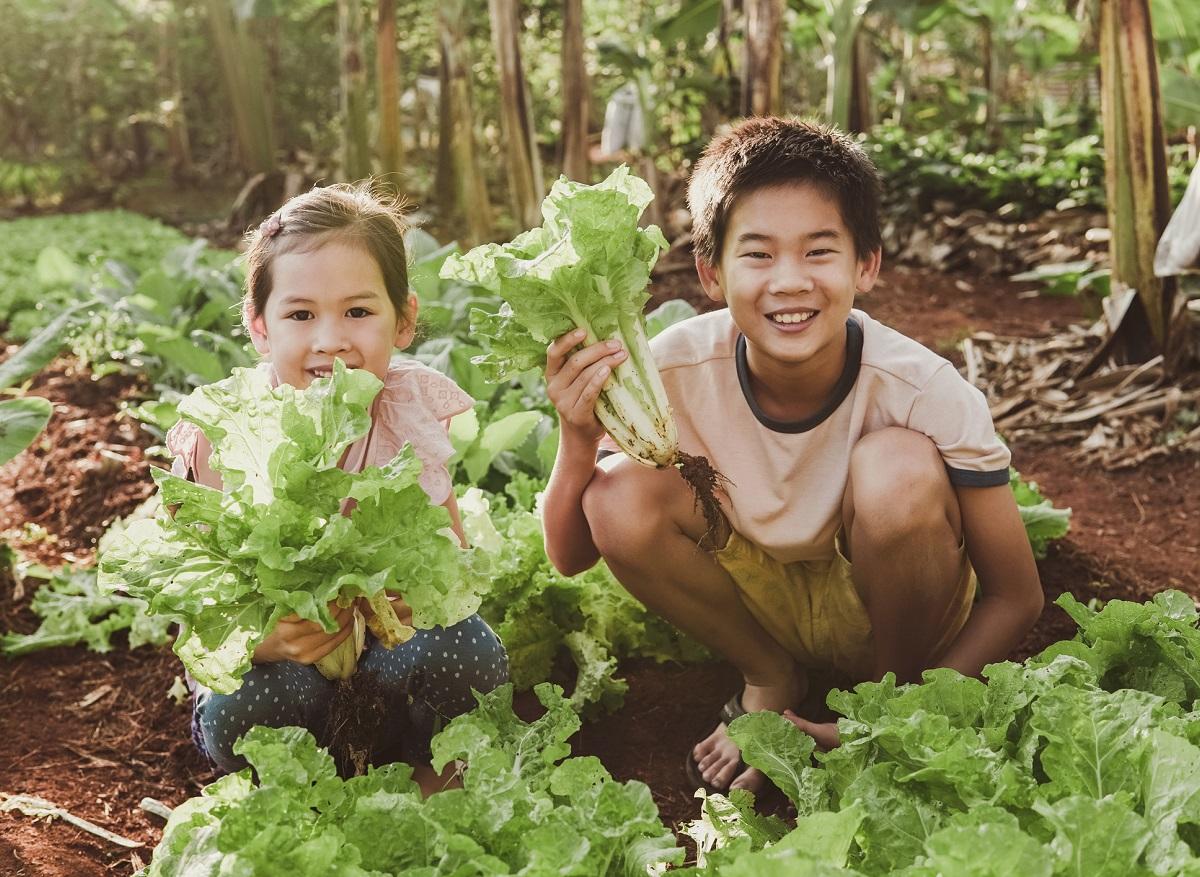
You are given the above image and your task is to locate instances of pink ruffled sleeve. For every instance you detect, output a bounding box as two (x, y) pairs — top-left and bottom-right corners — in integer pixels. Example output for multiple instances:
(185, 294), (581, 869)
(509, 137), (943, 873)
(363, 361), (475, 504)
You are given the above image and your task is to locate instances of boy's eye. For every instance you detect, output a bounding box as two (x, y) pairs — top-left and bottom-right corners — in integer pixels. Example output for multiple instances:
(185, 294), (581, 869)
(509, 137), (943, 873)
(741, 251), (770, 260)
(808, 249), (834, 257)
(347, 307), (372, 318)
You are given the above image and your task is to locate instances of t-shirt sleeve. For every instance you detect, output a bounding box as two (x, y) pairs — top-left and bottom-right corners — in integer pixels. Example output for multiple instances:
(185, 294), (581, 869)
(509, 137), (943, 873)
(907, 363), (1010, 487)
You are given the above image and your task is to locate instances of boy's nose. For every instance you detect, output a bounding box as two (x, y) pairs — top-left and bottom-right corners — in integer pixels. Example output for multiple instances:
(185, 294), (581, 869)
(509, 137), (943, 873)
(769, 261), (815, 295)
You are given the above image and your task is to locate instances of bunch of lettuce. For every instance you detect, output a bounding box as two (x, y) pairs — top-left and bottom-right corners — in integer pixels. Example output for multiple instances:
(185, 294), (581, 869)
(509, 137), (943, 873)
(143, 683), (682, 877)
(441, 166), (677, 470)
(678, 590), (1200, 875)
(98, 361), (488, 694)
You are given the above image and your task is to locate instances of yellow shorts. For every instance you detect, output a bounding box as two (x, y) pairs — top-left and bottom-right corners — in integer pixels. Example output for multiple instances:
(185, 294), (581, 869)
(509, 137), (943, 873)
(714, 529), (976, 682)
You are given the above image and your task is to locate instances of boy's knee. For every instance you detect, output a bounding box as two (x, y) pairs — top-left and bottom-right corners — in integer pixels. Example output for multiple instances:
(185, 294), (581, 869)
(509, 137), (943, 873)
(848, 428), (958, 541)
(582, 464), (676, 559)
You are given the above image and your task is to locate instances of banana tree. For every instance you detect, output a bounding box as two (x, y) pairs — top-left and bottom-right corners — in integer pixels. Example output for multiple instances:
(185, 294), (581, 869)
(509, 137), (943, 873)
(1096, 0), (1179, 366)
(201, 0), (276, 174)
(489, 0), (543, 227)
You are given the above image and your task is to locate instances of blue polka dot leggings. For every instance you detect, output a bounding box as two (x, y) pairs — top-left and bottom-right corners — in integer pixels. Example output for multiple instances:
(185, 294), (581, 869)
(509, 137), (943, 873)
(190, 614), (508, 773)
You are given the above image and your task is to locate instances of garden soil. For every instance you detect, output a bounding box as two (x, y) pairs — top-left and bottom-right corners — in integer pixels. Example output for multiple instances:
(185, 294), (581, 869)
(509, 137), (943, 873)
(1, 265), (1197, 876)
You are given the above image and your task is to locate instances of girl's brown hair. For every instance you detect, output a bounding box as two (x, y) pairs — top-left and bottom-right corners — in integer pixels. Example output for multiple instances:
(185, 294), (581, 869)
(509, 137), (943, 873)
(243, 182), (412, 329)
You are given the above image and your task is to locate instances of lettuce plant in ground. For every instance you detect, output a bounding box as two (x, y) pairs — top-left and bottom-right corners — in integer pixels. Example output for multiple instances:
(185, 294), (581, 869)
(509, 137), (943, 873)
(143, 683), (682, 877)
(0, 565), (171, 657)
(97, 360), (488, 695)
(1010, 466), (1072, 558)
(441, 166), (727, 534)
(460, 482), (707, 717)
(679, 589), (1200, 875)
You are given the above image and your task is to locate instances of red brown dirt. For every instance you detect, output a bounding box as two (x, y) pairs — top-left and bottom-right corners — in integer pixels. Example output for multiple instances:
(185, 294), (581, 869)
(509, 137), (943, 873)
(1, 264), (1197, 875)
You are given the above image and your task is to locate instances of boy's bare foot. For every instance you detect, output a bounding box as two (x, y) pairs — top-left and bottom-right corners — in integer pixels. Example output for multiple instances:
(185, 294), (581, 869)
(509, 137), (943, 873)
(690, 674), (804, 794)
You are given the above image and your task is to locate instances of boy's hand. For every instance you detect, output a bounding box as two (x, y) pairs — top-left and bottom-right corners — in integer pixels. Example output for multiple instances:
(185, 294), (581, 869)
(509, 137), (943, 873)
(783, 712), (840, 750)
(545, 328), (627, 444)
(254, 601), (357, 665)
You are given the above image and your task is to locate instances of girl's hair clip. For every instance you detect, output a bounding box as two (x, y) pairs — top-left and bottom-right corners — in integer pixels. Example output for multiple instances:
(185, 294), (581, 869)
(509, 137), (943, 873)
(261, 212), (284, 238)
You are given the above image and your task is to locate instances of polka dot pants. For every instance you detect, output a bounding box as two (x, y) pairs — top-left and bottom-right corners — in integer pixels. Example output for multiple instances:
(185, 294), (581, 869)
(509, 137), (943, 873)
(190, 613), (508, 773)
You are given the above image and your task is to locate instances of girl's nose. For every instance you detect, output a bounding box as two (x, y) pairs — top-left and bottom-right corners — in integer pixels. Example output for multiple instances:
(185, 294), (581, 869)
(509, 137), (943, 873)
(312, 323), (352, 354)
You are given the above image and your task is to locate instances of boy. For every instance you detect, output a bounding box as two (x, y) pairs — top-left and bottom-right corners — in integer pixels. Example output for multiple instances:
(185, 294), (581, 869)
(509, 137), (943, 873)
(541, 117), (1044, 795)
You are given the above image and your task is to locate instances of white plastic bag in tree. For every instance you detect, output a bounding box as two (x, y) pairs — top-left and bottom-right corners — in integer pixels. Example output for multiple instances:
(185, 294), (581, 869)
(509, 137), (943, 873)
(1155, 158), (1200, 276)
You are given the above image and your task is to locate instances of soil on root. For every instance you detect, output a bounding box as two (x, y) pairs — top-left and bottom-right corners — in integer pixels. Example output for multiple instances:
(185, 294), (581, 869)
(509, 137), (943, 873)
(1, 263), (1198, 875)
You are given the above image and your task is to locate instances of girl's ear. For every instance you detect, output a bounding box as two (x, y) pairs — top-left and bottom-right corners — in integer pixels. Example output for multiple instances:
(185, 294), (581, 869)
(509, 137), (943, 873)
(247, 309), (271, 355)
(393, 293), (418, 349)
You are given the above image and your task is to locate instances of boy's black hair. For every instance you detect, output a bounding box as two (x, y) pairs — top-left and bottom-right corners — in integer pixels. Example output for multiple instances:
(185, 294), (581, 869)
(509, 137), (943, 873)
(687, 117), (882, 265)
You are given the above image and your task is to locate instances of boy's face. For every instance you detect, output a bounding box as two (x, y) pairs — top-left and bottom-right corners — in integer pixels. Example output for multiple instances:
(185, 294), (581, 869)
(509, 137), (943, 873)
(696, 182), (880, 374)
(251, 239), (414, 390)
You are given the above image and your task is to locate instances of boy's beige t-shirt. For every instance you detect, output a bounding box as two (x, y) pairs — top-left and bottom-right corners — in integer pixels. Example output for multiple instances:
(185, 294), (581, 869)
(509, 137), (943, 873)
(601, 307), (1009, 565)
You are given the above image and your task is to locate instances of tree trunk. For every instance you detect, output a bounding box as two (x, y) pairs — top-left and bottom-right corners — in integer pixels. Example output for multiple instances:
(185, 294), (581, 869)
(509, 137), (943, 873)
(435, 48), (455, 211)
(1097, 0), (1176, 365)
(339, 0), (372, 181)
(376, 0), (403, 190)
(741, 0), (782, 116)
(825, 0), (860, 130)
(158, 10), (192, 181)
(489, 0), (544, 228)
(202, 0), (276, 174)
(848, 25), (873, 133)
(561, 0), (589, 181)
(438, 0), (493, 243)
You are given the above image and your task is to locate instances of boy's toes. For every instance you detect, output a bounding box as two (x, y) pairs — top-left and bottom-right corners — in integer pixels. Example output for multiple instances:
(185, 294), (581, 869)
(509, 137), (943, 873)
(728, 766), (768, 795)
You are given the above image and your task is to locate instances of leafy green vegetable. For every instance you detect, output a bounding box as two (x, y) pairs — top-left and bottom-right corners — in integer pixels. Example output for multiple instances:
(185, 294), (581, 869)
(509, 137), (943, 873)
(683, 590), (1200, 875)
(98, 361), (488, 694)
(442, 166), (681, 470)
(1010, 467), (1072, 558)
(145, 684), (683, 876)
(1, 566), (171, 657)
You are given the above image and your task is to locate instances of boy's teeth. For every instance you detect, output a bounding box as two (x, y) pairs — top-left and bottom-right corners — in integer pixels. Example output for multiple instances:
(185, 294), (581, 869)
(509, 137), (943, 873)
(770, 312), (815, 324)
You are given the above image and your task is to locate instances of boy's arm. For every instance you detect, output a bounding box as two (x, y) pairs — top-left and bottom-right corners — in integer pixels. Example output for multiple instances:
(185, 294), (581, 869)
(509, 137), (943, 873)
(541, 328), (629, 576)
(935, 483), (1045, 678)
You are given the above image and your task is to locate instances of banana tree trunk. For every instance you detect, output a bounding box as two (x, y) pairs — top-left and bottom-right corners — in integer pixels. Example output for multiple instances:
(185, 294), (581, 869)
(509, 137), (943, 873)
(438, 0), (493, 244)
(202, 0), (275, 174)
(158, 11), (192, 181)
(561, 0), (589, 181)
(1098, 0), (1176, 363)
(339, 0), (372, 181)
(489, 0), (544, 228)
(376, 0), (404, 188)
(826, 0), (861, 130)
(742, 0), (783, 116)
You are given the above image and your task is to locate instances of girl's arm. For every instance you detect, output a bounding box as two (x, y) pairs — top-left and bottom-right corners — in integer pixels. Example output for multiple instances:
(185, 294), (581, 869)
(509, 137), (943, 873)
(442, 492), (468, 548)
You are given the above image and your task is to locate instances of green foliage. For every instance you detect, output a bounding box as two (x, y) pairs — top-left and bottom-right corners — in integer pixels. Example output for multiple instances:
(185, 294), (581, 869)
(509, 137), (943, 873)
(1, 566), (171, 658)
(683, 590), (1200, 875)
(145, 683), (683, 876)
(459, 483), (707, 718)
(1010, 467), (1071, 559)
(97, 362), (489, 694)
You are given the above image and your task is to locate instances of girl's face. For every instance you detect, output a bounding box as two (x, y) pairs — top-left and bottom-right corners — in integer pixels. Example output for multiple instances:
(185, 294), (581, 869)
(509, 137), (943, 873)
(251, 238), (414, 390)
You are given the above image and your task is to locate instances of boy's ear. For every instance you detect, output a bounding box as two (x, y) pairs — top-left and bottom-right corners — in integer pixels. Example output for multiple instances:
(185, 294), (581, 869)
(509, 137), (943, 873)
(855, 247), (883, 293)
(695, 255), (726, 304)
(394, 293), (417, 349)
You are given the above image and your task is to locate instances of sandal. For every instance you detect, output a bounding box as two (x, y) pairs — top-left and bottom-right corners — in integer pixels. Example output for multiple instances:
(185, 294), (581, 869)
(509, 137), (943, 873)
(684, 694), (748, 794)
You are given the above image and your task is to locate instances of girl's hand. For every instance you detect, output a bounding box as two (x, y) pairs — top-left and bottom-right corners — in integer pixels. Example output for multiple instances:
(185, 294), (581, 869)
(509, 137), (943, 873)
(254, 601), (357, 665)
(545, 328), (628, 444)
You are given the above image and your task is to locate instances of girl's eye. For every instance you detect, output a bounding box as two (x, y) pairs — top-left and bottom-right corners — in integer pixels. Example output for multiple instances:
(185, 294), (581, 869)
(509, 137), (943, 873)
(287, 310), (313, 321)
(347, 307), (372, 318)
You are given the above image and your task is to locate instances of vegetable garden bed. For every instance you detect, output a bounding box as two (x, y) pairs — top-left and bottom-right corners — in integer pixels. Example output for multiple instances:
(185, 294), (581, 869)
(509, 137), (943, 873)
(1, 264), (1197, 876)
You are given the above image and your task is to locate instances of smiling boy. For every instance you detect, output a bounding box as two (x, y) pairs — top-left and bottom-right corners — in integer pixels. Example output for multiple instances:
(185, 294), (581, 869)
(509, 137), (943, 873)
(541, 117), (1044, 795)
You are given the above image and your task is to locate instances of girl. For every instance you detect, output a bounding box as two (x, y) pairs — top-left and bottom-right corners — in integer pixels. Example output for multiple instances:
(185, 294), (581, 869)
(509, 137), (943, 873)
(167, 183), (508, 794)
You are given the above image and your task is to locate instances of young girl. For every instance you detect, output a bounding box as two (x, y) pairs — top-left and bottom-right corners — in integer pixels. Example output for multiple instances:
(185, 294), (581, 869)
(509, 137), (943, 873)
(167, 183), (508, 794)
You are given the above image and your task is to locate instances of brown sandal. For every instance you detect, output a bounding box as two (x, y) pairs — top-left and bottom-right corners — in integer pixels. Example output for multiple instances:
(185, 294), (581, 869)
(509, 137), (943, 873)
(684, 694), (748, 794)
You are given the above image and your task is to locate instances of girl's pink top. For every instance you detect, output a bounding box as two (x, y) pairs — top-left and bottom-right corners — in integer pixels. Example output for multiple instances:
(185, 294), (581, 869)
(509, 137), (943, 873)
(167, 361), (474, 505)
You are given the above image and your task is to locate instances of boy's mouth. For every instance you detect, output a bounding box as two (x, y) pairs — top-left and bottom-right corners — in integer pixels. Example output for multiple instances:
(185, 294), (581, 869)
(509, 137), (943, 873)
(767, 308), (818, 328)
